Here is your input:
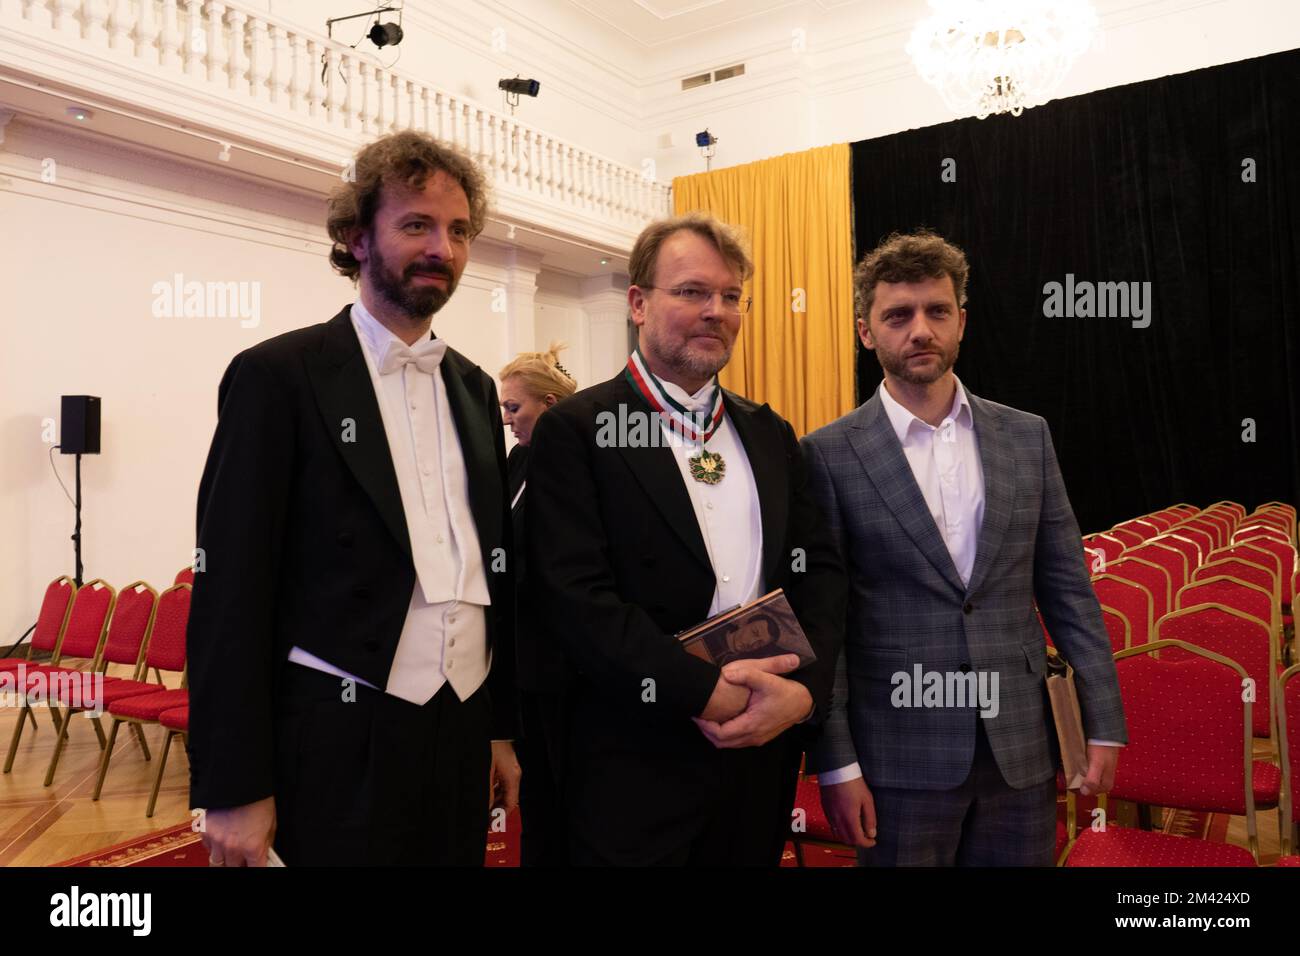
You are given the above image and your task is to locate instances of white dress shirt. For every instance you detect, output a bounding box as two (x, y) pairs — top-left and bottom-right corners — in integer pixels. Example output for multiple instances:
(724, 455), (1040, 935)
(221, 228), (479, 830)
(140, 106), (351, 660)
(820, 375), (1116, 787)
(657, 378), (764, 615)
(287, 298), (490, 705)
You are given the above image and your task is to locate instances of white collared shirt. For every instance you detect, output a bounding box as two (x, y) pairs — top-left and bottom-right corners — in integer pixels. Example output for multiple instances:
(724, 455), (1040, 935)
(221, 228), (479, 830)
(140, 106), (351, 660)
(656, 378), (764, 615)
(878, 375), (985, 587)
(287, 298), (490, 705)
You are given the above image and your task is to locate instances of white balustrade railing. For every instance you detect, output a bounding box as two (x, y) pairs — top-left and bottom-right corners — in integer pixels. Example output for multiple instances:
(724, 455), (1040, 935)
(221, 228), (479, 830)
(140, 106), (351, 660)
(0, 0), (671, 228)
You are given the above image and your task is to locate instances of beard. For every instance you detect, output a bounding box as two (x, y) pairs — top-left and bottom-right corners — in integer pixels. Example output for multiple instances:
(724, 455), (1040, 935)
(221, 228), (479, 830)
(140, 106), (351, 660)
(875, 339), (960, 385)
(642, 320), (734, 384)
(366, 241), (456, 321)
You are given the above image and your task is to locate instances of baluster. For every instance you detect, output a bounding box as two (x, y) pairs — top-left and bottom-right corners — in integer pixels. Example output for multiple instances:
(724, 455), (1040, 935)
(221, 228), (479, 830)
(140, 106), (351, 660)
(419, 86), (430, 133)
(183, 0), (202, 76)
(50, 0), (77, 36)
(107, 0), (130, 52)
(288, 31), (305, 113)
(316, 42), (334, 125)
(357, 60), (371, 134)
(84, 0), (108, 45)
(226, 8), (247, 93)
(404, 79), (415, 131)
(269, 24), (288, 105)
(159, 0), (180, 68)
(341, 52), (356, 131)
(203, 1), (225, 82)
(138, 0), (160, 63)
(484, 113), (499, 181)
(248, 16), (270, 102)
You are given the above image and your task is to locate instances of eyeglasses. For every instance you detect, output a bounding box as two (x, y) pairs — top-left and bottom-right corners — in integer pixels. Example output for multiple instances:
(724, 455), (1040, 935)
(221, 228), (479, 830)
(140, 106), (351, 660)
(641, 283), (752, 314)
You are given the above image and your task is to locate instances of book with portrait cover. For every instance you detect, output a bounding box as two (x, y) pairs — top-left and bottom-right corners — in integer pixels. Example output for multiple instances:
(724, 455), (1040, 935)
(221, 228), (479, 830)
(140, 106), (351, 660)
(675, 589), (816, 669)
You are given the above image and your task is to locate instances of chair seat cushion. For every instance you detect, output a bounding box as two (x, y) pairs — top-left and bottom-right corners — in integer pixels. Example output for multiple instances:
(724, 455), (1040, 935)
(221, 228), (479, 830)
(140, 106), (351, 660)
(794, 776), (838, 843)
(158, 706), (189, 731)
(1065, 826), (1257, 866)
(1253, 760), (1281, 807)
(70, 679), (167, 708)
(1276, 856), (1300, 867)
(108, 689), (188, 721)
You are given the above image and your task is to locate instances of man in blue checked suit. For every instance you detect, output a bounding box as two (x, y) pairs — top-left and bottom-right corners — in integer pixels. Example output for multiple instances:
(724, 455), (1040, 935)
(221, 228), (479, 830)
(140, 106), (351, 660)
(801, 230), (1127, 866)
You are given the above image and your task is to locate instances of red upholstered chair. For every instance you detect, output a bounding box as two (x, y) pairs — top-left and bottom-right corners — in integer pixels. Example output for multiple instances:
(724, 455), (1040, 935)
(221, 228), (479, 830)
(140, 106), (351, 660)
(1127, 542), (1189, 595)
(1093, 575), (1153, 647)
(1212, 545), (1284, 599)
(1177, 577), (1273, 629)
(1170, 523), (1215, 561)
(1083, 532), (1126, 567)
(4, 579), (115, 776)
(1198, 511), (1234, 547)
(1063, 641), (1262, 866)
(1209, 500), (1247, 523)
(1107, 557), (1172, 622)
(147, 705), (190, 818)
(789, 772), (855, 865)
(42, 581), (158, 786)
(173, 566), (195, 586)
(1194, 560), (1281, 639)
(0, 575), (75, 673)
(1234, 524), (1290, 547)
(1142, 512), (1175, 532)
(1099, 604), (1132, 652)
(1154, 533), (1203, 574)
(1277, 664), (1300, 858)
(1109, 526), (1147, 549)
(92, 583), (192, 802)
(1247, 510), (1293, 542)
(1252, 502), (1296, 533)
(1157, 605), (1278, 742)
(1168, 503), (1200, 517)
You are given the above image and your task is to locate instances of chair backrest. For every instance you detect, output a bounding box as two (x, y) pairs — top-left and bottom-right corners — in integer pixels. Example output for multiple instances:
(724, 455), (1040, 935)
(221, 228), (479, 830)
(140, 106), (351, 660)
(1170, 523), (1215, 558)
(1092, 574), (1153, 646)
(1176, 576), (1273, 633)
(1234, 524), (1289, 546)
(1179, 517), (1225, 550)
(1157, 604), (1275, 739)
(101, 581), (159, 669)
(1213, 544), (1284, 590)
(1247, 510), (1292, 538)
(1082, 532), (1126, 564)
(1099, 604), (1131, 652)
(1126, 541), (1188, 593)
(1142, 512), (1175, 532)
(1154, 533), (1202, 572)
(29, 576), (76, 657)
(1197, 511), (1234, 547)
(1169, 503), (1200, 516)
(1279, 664), (1300, 837)
(1109, 524), (1149, 548)
(1194, 558), (1278, 609)
(52, 579), (116, 664)
(140, 583), (190, 675)
(1208, 500), (1246, 522)
(1107, 556), (1172, 620)
(174, 566), (195, 586)
(1111, 641), (1257, 854)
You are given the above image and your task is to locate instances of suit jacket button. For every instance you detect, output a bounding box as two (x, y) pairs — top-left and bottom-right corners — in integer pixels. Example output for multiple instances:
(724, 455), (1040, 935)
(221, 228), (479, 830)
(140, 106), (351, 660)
(959, 662), (971, 673)
(338, 531), (355, 547)
(364, 638), (380, 652)
(963, 602), (974, 615)
(353, 585), (371, 599)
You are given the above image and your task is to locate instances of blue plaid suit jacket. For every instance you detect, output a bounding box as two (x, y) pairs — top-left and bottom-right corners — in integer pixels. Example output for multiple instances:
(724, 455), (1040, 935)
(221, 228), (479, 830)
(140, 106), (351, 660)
(801, 386), (1127, 790)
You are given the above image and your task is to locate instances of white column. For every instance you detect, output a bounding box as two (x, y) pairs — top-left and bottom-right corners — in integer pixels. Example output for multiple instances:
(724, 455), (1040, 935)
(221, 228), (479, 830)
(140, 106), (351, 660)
(502, 248), (543, 360)
(580, 275), (632, 384)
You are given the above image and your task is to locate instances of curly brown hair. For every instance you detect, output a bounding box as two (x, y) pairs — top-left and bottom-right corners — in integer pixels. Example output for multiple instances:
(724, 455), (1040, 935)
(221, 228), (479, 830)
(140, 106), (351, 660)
(854, 230), (969, 323)
(327, 131), (491, 280)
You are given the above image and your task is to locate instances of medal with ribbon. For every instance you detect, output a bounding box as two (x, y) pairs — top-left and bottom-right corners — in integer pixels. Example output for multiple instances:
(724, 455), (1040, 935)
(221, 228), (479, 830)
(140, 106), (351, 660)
(625, 348), (726, 484)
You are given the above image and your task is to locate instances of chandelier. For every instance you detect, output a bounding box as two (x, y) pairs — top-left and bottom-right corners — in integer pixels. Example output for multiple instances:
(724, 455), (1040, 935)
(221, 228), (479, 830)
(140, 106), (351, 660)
(906, 0), (1099, 119)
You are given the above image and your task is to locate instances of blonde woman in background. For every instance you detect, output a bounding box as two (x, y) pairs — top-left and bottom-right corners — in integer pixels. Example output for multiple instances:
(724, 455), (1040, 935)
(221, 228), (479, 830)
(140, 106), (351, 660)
(499, 342), (576, 866)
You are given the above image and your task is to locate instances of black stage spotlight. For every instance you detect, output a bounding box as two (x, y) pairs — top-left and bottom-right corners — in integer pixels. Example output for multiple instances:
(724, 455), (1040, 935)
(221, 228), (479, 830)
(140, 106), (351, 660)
(368, 20), (404, 48)
(499, 77), (541, 97)
(695, 129), (717, 148)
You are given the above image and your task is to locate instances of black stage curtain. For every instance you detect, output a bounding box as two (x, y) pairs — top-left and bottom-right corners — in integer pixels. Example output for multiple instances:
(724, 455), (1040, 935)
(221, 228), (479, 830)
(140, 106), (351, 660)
(850, 48), (1300, 534)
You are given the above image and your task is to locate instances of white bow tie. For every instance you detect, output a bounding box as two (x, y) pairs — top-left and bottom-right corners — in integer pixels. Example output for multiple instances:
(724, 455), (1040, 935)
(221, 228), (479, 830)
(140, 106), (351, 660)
(380, 336), (447, 375)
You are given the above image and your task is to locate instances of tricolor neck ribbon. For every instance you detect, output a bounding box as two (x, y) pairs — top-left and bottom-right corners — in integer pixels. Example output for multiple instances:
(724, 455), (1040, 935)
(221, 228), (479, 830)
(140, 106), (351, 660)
(625, 349), (724, 443)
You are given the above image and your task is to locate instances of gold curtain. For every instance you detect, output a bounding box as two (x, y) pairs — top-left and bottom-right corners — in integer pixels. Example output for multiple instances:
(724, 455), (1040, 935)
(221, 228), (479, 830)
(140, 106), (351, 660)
(672, 143), (855, 437)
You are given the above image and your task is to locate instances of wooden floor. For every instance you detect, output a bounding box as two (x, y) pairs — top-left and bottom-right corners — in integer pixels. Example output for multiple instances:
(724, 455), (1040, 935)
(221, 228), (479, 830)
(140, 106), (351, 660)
(0, 700), (1289, 866)
(0, 700), (191, 867)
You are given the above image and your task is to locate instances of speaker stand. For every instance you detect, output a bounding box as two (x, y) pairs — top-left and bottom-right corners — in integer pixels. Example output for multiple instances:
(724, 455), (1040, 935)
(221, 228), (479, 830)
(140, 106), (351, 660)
(72, 452), (83, 587)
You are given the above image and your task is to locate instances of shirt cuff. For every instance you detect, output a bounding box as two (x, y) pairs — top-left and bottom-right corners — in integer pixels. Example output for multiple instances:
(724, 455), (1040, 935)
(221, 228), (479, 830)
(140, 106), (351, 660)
(1087, 739), (1124, 747)
(815, 763), (863, 785)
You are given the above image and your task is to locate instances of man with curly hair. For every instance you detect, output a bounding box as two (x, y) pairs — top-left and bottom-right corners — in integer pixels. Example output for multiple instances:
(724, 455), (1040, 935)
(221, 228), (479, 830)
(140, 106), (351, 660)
(188, 131), (520, 866)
